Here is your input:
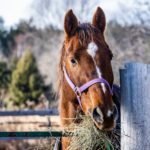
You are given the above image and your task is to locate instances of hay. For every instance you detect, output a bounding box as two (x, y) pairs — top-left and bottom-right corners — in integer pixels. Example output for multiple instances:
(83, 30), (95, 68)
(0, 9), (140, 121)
(65, 116), (120, 150)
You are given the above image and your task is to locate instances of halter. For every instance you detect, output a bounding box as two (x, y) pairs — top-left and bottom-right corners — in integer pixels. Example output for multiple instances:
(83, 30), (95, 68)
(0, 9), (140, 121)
(63, 67), (113, 110)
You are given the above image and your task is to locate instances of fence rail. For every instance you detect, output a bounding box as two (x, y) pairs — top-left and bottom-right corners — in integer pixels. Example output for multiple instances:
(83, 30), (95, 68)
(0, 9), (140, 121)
(0, 109), (58, 116)
(0, 131), (63, 140)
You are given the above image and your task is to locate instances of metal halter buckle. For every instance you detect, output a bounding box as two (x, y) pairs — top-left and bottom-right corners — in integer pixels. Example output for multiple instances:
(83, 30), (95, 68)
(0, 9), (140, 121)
(74, 87), (81, 97)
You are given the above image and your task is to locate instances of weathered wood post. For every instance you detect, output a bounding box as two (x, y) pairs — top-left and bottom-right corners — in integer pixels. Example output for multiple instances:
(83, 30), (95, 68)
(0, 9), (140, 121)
(120, 63), (150, 150)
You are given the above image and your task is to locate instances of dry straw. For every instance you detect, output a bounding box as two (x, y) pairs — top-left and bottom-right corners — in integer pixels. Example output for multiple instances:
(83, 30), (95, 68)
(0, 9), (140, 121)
(66, 116), (120, 150)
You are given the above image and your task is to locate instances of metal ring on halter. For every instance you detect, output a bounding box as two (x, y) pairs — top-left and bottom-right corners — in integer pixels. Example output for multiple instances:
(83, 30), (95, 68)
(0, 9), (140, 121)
(74, 87), (81, 97)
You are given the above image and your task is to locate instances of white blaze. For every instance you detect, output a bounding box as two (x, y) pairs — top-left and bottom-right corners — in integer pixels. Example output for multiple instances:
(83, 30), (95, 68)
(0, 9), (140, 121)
(87, 42), (107, 93)
(87, 42), (98, 58)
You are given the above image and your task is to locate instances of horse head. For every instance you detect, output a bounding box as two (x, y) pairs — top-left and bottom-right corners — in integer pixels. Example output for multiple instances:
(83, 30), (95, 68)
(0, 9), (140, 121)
(60, 7), (118, 131)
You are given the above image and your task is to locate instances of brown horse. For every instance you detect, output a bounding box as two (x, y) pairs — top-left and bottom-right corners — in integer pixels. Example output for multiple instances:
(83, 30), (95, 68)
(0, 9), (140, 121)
(58, 7), (118, 149)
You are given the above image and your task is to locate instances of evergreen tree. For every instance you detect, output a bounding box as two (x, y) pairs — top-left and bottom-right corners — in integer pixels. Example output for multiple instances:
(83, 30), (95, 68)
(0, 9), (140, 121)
(0, 61), (11, 89)
(10, 50), (44, 105)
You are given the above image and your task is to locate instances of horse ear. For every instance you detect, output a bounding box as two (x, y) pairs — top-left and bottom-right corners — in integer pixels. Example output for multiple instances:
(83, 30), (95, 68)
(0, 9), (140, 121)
(64, 9), (78, 38)
(92, 7), (106, 34)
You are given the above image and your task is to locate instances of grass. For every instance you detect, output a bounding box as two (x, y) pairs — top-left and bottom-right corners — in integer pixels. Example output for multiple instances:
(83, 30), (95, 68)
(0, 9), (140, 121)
(65, 116), (120, 150)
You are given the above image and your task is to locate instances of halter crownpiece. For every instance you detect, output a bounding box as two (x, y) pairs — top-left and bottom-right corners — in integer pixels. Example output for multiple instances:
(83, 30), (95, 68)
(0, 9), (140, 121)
(63, 66), (113, 110)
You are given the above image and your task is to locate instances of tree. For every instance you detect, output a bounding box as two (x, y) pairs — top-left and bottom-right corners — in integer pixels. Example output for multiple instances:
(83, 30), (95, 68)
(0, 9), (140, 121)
(9, 49), (44, 105)
(0, 61), (11, 89)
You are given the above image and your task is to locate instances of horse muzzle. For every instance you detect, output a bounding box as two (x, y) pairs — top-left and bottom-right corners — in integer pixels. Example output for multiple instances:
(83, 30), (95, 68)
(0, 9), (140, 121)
(91, 105), (118, 131)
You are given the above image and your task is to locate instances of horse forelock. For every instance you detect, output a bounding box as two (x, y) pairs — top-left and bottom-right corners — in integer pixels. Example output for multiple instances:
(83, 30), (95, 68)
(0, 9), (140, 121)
(77, 23), (100, 45)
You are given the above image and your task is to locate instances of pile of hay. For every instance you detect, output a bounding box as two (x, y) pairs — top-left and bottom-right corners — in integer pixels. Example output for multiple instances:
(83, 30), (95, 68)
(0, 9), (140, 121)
(66, 116), (120, 150)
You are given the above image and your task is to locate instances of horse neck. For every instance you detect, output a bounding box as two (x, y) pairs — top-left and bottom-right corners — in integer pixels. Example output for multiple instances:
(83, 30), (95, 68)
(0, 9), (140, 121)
(59, 74), (77, 124)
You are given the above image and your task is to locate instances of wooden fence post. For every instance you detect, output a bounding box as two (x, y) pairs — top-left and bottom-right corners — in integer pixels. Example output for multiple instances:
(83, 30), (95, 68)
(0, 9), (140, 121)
(120, 63), (150, 150)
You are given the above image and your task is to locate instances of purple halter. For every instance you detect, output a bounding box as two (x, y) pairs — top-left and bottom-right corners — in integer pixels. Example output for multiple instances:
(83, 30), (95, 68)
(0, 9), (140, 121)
(63, 67), (113, 110)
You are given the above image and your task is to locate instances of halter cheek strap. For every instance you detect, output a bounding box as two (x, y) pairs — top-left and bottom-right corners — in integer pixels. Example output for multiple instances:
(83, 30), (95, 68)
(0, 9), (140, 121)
(63, 67), (113, 110)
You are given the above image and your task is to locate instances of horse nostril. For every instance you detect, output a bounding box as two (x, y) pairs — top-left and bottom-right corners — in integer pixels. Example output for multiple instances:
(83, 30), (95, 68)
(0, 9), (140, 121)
(92, 107), (103, 124)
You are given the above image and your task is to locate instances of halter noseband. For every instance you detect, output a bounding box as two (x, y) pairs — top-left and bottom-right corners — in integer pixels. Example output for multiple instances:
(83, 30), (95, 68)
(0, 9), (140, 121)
(63, 67), (113, 110)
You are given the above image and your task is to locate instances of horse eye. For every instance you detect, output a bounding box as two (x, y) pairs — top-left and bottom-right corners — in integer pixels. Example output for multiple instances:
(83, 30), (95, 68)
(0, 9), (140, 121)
(70, 58), (77, 66)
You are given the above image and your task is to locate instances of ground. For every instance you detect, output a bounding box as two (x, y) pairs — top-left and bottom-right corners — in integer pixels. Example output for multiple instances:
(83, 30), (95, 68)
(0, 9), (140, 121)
(0, 116), (60, 150)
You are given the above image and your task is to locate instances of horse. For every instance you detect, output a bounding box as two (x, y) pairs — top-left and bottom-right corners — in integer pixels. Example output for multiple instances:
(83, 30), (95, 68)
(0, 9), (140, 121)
(58, 7), (119, 150)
